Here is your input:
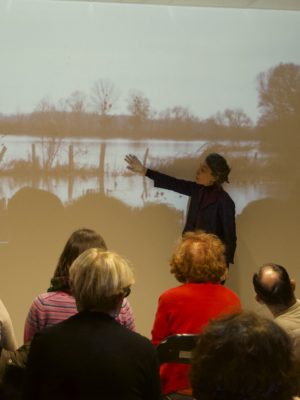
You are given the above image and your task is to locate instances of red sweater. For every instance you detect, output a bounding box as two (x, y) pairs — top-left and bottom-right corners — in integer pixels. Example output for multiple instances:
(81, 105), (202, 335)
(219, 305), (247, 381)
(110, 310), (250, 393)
(151, 282), (241, 395)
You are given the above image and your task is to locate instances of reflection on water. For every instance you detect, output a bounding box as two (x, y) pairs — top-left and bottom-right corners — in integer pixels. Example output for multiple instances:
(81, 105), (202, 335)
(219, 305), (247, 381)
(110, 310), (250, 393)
(0, 135), (275, 216)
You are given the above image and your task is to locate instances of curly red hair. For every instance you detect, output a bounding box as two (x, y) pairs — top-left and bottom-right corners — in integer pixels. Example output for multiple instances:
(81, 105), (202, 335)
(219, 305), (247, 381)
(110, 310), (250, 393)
(170, 231), (226, 283)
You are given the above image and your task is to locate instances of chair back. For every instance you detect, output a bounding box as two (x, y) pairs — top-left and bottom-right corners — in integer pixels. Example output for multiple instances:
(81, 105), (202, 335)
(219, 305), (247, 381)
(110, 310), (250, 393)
(156, 334), (198, 365)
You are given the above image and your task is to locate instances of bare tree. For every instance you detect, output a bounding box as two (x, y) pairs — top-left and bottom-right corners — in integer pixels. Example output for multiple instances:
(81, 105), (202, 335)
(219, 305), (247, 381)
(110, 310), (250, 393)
(66, 90), (87, 114)
(0, 144), (7, 163)
(90, 79), (120, 116)
(159, 106), (195, 122)
(127, 90), (150, 121)
(39, 137), (63, 171)
(35, 96), (56, 113)
(56, 98), (69, 112)
(214, 108), (253, 128)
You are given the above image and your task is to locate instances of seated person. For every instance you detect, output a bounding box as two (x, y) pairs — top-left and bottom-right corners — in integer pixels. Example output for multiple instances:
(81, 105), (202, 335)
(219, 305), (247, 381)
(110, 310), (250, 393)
(151, 231), (241, 397)
(191, 312), (300, 400)
(253, 263), (300, 362)
(23, 249), (161, 400)
(0, 299), (18, 351)
(24, 228), (135, 343)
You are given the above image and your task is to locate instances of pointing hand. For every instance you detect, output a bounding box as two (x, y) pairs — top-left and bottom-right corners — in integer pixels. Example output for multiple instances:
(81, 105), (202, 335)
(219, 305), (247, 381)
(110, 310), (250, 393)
(125, 154), (147, 175)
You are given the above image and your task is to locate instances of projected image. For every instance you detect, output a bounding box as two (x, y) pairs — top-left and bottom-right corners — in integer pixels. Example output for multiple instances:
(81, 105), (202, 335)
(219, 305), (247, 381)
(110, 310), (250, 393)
(1, 0), (300, 345)
(0, 1), (299, 241)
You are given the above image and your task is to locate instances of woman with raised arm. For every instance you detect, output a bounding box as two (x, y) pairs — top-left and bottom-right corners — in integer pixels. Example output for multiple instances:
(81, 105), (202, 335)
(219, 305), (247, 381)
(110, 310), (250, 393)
(125, 152), (236, 265)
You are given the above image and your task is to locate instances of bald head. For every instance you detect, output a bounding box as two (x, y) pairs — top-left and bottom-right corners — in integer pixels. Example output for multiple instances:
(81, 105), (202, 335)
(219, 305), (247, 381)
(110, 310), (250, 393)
(260, 265), (282, 290)
(253, 263), (295, 308)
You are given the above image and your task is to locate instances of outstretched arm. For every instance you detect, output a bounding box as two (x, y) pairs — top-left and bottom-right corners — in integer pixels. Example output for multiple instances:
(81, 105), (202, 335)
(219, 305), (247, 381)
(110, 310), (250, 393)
(124, 154), (147, 175)
(125, 153), (197, 196)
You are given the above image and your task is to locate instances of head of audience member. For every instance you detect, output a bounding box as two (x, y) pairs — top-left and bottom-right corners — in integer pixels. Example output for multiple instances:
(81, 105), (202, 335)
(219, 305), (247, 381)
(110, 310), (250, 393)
(69, 248), (135, 315)
(191, 312), (299, 400)
(170, 231), (226, 283)
(52, 228), (107, 280)
(253, 263), (296, 314)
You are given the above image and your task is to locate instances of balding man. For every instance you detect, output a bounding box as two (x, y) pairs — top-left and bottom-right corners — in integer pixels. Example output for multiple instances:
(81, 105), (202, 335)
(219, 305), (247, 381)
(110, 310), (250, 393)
(253, 263), (300, 360)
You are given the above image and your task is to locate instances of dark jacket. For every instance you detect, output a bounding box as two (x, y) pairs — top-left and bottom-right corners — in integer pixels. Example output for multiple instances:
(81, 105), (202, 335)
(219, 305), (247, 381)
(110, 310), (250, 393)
(23, 311), (161, 400)
(146, 169), (236, 264)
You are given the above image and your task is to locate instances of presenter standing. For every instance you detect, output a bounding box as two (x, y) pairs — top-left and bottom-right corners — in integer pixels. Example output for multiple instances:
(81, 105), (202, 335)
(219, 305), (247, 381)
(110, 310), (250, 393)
(125, 153), (236, 266)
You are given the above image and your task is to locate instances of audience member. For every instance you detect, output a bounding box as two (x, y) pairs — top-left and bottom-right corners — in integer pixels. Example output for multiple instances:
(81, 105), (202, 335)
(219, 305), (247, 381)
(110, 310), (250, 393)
(0, 299), (17, 351)
(23, 249), (161, 400)
(24, 228), (135, 343)
(190, 311), (300, 400)
(253, 263), (300, 360)
(0, 343), (29, 400)
(151, 231), (241, 397)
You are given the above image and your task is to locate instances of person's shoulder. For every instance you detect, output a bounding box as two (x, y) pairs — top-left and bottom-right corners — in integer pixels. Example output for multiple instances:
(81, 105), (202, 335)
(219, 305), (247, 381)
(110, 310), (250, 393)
(119, 325), (156, 351)
(0, 299), (10, 321)
(159, 284), (185, 300)
(36, 291), (75, 305)
(219, 188), (234, 200)
(27, 292), (75, 319)
(0, 298), (7, 312)
(32, 310), (78, 338)
(217, 188), (235, 206)
(210, 283), (240, 300)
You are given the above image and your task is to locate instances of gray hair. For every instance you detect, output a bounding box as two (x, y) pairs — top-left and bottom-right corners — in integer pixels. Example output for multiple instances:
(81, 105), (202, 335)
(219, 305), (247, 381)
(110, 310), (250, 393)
(69, 248), (135, 312)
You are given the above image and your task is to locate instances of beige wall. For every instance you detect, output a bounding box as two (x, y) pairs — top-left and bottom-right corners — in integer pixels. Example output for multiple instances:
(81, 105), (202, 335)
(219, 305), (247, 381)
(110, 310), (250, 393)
(1, 157), (299, 345)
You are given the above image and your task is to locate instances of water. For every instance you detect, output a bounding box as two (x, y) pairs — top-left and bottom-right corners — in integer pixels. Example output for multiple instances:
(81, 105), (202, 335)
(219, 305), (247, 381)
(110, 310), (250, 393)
(0, 135), (271, 216)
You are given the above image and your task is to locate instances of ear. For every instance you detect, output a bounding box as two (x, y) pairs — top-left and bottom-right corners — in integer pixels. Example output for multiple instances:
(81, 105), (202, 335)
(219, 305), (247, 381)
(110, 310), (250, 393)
(291, 279), (296, 292)
(211, 174), (217, 184)
(114, 293), (125, 316)
(255, 294), (264, 304)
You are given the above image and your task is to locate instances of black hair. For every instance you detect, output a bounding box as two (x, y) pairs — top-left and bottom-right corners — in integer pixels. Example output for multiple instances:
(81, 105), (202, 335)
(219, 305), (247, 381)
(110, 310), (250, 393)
(191, 312), (299, 400)
(205, 153), (231, 184)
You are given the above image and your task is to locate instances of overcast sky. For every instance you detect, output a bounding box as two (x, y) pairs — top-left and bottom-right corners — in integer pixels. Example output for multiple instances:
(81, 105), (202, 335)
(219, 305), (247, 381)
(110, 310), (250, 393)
(0, 0), (300, 121)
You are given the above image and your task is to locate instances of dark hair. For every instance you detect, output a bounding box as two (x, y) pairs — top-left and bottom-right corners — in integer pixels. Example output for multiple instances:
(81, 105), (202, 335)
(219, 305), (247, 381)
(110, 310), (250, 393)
(191, 312), (299, 400)
(205, 153), (230, 185)
(53, 228), (107, 278)
(253, 264), (295, 307)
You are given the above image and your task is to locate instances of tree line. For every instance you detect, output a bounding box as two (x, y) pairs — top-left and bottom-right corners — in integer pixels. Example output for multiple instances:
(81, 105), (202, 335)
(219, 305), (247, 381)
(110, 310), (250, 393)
(0, 62), (299, 143)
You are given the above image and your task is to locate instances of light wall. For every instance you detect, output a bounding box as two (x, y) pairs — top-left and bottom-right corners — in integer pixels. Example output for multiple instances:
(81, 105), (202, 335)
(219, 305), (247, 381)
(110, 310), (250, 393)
(0, 0), (299, 344)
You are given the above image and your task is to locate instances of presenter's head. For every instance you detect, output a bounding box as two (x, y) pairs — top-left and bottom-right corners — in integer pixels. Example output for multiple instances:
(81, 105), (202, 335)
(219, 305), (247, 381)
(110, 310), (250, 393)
(196, 153), (230, 186)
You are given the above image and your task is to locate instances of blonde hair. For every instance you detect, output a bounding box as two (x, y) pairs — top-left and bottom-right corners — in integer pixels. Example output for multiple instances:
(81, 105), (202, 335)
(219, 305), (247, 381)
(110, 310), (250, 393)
(69, 248), (135, 312)
(170, 231), (226, 283)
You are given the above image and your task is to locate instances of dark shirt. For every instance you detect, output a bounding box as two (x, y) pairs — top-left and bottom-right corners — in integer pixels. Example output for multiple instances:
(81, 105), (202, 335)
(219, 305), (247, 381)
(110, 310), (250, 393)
(146, 168), (236, 263)
(23, 311), (161, 400)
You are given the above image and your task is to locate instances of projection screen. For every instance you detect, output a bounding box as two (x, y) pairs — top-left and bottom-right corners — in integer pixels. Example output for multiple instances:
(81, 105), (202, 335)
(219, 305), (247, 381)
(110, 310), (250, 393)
(0, 0), (300, 342)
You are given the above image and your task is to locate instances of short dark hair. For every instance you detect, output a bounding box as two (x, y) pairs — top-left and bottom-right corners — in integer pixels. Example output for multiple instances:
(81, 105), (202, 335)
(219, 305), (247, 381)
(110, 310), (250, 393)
(205, 153), (231, 185)
(53, 228), (107, 278)
(191, 312), (299, 400)
(253, 264), (295, 306)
